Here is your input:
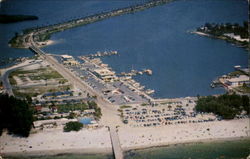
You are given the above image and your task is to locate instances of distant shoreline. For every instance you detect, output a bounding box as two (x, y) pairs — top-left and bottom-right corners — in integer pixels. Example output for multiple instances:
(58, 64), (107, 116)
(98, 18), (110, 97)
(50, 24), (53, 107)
(0, 14), (38, 24)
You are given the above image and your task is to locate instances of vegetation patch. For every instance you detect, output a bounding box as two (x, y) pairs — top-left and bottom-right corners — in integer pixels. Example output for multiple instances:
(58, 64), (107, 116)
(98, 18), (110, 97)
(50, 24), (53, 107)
(228, 71), (246, 77)
(0, 14), (38, 23)
(87, 101), (102, 118)
(0, 94), (34, 137)
(57, 103), (88, 113)
(63, 121), (83, 132)
(196, 22), (249, 48)
(195, 94), (249, 119)
(120, 105), (132, 109)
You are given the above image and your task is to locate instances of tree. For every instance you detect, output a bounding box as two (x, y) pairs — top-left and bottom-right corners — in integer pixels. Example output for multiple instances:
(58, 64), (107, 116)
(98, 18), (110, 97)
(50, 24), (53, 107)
(195, 94), (250, 120)
(63, 121), (83, 132)
(168, 105), (172, 111)
(0, 94), (34, 137)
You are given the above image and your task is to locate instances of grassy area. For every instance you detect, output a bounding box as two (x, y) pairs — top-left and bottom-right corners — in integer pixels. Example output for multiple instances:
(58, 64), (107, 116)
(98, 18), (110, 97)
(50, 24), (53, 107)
(235, 85), (250, 93)
(120, 105), (132, 109)
(228, 71), (246, 77)
(13, 85), (71, 98)
(13, 89), (39, 98)
(9, 67), (64, 85)
(141, 103), (148, 106)
(9, 76), (17, 85)
(57, 103), (88, 113)
(28, 70), (63, 80)
(10, 68), (47, 76)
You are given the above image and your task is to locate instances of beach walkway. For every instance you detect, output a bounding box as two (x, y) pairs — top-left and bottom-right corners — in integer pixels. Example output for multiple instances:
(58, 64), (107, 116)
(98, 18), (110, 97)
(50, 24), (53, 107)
(109, 127), (124, 159)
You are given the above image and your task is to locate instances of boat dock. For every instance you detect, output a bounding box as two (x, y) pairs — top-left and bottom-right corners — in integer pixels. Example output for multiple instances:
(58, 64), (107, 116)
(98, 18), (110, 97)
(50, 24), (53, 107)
(86, 51), (118, 58)
(120, 69), (153, 76)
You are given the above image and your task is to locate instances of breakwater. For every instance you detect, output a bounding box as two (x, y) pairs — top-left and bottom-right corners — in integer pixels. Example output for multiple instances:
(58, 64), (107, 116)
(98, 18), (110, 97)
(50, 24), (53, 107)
(10, 0), (174, 48)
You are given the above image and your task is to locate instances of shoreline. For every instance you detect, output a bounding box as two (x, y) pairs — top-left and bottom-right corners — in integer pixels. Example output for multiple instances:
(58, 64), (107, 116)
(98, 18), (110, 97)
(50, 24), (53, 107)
(123, 136), (250, 152)
(191, 31), (248, 49)
(2, 135), (250, 157)
(1, 118), (249, 157)
(2, 147), (112, 157)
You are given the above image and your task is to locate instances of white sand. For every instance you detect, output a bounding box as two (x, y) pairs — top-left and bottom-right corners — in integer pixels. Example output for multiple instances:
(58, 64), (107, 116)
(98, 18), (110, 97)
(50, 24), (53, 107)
(37, 40), (56, 47)
(118, 118), (250, 150)
(191, 31), (211, 37)
(1, 119), (249, 156)
(0, 127), (112, 156)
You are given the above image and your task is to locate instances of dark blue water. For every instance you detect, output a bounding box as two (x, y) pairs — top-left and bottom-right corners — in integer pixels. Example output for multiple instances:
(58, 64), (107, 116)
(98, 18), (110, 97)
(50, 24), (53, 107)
(0, 0), (146, 58)
(43, 0), (248, 98)
(0, 0), (248, 98)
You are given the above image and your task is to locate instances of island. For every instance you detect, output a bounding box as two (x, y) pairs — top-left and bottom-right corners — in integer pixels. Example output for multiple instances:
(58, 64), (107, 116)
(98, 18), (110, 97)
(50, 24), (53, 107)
(0, 14), (38, 23)
(192, 22), (249, 49)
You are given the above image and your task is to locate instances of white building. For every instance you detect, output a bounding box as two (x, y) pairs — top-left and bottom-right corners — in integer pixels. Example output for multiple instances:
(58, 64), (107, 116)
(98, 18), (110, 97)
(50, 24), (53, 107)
(225, 75), (249, 87)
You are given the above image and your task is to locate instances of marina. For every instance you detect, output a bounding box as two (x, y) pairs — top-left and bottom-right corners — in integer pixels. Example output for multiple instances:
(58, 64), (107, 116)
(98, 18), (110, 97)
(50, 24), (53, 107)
(65, 53), (155, 105)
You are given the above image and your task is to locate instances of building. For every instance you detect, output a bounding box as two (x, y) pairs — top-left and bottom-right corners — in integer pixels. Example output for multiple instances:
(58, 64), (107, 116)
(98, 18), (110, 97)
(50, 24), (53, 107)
(43, 91), (73, 98)
(61, 55), (80, 66)
(33, 118), (77, 129)
(224, 33), (249, 42)
(84, 109), (95, 114)
(225, 75), (250, 87)
(93, 68), (118, 82)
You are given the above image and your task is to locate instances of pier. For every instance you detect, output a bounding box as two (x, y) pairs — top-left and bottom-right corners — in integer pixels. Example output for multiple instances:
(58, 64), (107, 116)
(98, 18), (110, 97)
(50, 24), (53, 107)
(109, 127), (124, 159)
(86, 50), (118, 58)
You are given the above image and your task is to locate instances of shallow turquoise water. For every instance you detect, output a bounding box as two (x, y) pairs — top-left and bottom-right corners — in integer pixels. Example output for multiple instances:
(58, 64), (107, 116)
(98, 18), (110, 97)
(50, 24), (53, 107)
(5, 153), (114, 159)
(79, 117), (93, 125)
(125, 139), (250, 159)
(5, 139), (250, 159)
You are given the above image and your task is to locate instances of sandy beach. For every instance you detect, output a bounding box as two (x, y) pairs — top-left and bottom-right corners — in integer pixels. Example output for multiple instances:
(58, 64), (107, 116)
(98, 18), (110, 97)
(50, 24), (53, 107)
(36, 40), (56, 48)
(0, 127), (112, 156)
(119, 118), (250, 151)
(0, 118), (249, 157)
(191, 31), (211, 37)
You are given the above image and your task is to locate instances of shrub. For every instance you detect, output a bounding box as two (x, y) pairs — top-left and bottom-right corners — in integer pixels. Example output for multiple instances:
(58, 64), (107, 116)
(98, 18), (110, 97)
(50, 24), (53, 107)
(63, 121), (83, 132)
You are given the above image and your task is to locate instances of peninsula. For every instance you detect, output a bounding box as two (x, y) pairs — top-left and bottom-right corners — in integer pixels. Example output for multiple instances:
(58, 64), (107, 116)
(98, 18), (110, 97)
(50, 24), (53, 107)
(192, 22), (249, 49)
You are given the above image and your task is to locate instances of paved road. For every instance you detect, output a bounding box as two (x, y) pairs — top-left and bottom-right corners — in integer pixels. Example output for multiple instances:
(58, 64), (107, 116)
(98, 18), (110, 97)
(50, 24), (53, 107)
(2, 69), (15, 96)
